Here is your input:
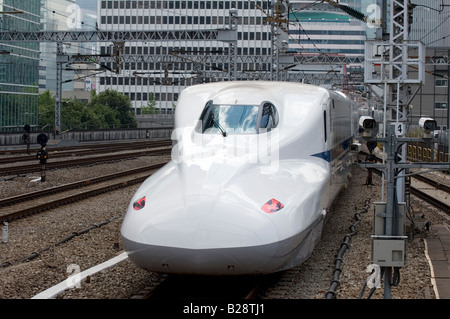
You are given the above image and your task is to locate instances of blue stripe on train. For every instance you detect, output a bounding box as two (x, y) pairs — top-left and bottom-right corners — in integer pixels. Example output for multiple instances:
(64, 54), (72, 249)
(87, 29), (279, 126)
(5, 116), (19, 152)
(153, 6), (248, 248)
(311, 137), (353, 163)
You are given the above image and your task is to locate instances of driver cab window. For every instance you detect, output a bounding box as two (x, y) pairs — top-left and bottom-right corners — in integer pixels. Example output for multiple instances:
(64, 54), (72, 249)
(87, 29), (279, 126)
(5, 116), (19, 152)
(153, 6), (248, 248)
(260, 102), (278, 131)
(195, 100), (278, 135)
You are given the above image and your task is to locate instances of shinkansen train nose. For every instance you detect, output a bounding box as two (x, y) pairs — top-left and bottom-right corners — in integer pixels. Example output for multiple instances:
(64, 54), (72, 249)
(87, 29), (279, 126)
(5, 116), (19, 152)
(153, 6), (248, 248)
(137, 196), (279, 249)
(121, 196), (284, 275)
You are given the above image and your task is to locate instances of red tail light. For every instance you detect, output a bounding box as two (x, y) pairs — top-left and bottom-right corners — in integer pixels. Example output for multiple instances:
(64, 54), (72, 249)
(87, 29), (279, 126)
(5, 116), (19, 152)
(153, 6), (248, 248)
(133, 196), (146, 211)
(261, 198), (284, 213)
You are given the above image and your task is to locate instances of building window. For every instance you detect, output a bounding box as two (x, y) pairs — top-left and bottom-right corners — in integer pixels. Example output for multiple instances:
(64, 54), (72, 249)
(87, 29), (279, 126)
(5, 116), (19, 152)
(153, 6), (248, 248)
(435, 102), (448, 109)
(436, 79), (448, 87)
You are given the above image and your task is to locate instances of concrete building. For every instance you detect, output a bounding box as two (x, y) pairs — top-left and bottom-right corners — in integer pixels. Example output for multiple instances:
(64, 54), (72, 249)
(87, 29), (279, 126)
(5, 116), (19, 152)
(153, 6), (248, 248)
(288, 0), (366, 91)
(96, 0), (372, 114)
(97, 0), (273, 113)
(409, 1), (450, 131)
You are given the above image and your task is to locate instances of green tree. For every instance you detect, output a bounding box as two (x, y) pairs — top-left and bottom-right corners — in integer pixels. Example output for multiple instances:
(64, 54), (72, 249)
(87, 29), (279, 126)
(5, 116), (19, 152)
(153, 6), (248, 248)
(38, 90), (55, 129)
(90, 89), (137, 128)
(140, 93), (159, 114)
(38, 89), (135, 130)
(62, 99), (92, 129)
(90, 102), (121, 128)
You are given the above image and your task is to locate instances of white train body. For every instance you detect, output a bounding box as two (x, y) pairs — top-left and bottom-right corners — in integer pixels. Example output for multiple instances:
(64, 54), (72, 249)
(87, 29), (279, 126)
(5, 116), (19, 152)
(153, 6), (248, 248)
(121, 81), (359, 275)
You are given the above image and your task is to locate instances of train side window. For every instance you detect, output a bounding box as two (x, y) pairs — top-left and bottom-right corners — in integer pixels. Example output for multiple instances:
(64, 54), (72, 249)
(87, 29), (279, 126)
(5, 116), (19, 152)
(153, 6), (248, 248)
(323, 110), (327, 142)
(195, 100), (213, 133)
(260, 102), (279, 131)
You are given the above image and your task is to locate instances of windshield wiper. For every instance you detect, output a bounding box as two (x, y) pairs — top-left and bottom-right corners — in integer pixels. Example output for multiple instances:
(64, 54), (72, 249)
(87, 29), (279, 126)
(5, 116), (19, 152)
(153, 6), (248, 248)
(211, 114), (227, 137)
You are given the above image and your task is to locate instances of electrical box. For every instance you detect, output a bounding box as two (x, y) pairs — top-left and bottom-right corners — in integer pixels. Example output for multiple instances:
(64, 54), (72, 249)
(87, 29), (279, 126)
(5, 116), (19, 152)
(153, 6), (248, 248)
(372, 237), (406, 267)
(373, 202), (406, 236)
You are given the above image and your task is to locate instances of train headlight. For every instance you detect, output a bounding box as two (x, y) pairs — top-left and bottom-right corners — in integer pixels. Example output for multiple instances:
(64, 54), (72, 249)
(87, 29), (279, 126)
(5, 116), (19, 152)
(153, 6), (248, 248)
(261, 198), (284, 213)
(133, 196), (146, 211)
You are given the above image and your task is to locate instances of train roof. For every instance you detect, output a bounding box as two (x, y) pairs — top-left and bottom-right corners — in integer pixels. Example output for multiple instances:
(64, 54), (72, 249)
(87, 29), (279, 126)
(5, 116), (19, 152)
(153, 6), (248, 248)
(174, 81), (353, 130)
(178, 81), (330, 105)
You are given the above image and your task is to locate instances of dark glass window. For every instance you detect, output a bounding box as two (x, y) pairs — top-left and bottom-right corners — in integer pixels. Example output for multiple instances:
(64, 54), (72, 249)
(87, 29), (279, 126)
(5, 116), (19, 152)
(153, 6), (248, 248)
(260, 102), (278, 131)
(196, 101), (278, 135)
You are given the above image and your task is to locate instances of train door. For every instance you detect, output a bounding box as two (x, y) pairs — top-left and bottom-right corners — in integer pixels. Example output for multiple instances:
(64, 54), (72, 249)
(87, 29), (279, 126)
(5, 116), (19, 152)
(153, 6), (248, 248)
(323, 101), (331, 152)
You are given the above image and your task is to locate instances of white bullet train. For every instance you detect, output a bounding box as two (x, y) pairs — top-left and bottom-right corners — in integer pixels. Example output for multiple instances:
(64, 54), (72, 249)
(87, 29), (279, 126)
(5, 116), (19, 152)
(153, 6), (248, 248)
(121, 81), (359, 275)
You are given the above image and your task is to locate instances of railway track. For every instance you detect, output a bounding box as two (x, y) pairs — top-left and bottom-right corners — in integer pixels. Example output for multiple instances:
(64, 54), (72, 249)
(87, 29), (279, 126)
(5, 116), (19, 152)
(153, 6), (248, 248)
(369, 169), (450, 214)
(0, 162), (167, 223)
(0, 146), (171, 176)
(0, 140), (172, 165)
(1, 161), (433, 299)
(368, 168), (450, 214)
(410, 186), (450, 214)
(0, 139), (171, 154)
(412, 173), (450, 194)
(359, 153), (450, 215)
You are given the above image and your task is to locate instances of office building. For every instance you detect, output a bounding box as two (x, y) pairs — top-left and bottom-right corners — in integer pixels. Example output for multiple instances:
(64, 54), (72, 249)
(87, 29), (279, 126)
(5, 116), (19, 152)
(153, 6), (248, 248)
(288, 1), (366, 90)
(40, 0), (98, 103)
(409, 2), (450, 130)
(97, 0), (273, 113)
(97, 0), (371, 113)
(0, 0), (40, 131)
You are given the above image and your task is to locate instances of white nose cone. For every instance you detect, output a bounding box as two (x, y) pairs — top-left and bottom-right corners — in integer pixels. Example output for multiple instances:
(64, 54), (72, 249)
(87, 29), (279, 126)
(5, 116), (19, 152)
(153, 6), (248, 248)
(121, 194), (285, 275)
(132, 195), (279, 250)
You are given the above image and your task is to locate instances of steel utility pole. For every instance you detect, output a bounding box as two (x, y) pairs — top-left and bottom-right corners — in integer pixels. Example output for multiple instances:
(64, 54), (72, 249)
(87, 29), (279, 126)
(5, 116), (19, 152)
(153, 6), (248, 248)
(363, 0), (449, 299)
(267, 0), (291, 81)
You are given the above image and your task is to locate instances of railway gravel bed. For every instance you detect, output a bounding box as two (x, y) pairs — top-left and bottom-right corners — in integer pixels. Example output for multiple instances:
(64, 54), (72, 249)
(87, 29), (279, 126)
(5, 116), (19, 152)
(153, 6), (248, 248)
(260, 167), (448, 299)
(0, 155), (448, 299)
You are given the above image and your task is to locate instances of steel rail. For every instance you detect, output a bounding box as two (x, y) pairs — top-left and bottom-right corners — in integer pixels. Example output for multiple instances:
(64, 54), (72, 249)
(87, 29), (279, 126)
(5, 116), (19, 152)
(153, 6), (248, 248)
(0, 162), (167, 223)
(410, 186), (450, 215)
(0, 147), (170, 176)
(0, 140), (172, 163)
(367, 165), (450, 215)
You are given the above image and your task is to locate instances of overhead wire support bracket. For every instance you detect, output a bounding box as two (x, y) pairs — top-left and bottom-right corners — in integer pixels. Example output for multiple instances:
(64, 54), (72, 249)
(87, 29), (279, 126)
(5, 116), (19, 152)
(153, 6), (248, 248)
(0, 29), (233, 43)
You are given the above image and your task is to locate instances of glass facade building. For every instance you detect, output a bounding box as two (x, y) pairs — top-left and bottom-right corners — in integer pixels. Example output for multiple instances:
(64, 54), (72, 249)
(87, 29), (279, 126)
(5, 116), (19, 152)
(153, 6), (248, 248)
(288, 2), (366, 57)
(39, 0), (97, 94)
(39, 0), (77, 93)
(0, 0), (40, 131)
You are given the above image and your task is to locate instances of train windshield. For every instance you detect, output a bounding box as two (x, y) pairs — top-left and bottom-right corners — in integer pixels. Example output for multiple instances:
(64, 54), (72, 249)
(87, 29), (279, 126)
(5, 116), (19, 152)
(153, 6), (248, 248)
(196, 101), (278, 135)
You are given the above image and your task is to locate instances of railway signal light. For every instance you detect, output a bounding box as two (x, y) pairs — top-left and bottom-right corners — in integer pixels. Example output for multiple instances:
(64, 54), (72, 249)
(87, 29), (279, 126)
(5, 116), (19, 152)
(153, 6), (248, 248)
(359, 116), (377, 138)
(36, 149), (48, 164)
(37, 133), (48, 147)
(36, 133), (49, 182)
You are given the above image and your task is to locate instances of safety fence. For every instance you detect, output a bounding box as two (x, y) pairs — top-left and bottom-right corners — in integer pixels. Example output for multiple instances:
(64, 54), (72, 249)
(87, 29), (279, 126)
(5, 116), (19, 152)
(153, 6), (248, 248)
(407, 144), (449, 163)
(0, 127), (173, 146)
